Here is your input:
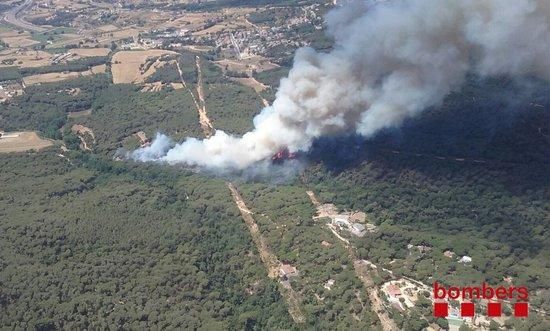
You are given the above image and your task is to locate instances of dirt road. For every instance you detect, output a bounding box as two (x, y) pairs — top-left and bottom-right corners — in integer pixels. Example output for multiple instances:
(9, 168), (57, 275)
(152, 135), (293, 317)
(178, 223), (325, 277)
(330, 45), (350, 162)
(176, 57), (214, 137)
(352, 256), (400, 331)
(175, 60), (201, 109)
(195, 56), (215, 137)
(227, 183), (306, 324)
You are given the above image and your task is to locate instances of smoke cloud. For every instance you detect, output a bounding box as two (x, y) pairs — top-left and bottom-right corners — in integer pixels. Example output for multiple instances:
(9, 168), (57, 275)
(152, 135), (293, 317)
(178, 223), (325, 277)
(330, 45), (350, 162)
(132, 0), (550, 170)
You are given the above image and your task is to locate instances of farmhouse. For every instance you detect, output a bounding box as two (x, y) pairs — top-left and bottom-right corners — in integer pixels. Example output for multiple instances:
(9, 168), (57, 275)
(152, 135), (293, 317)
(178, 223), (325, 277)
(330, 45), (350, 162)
(279, 263), (298, 279)
(350, 223), (366, 237)
(386, 284), (402, 298)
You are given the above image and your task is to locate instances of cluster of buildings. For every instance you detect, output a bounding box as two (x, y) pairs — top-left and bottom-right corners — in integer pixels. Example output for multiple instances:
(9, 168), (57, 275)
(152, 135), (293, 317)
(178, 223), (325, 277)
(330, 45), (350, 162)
(210, 25), (305, 62)
(203, 5), (325, 62)
(382, 279), (420, 311)
(52, 52), (73, 64)
(332, 216), (368, 237)
(382, 279), (474, 329)
(329, 211), (377, 238)
(0, 82), (24, 103)
(444, 250), (473, 264)
(308, 190), (377, 240)
(30, 0), (329, 65)
(119, 12), (320, 61)
(118, 28), (193, 50)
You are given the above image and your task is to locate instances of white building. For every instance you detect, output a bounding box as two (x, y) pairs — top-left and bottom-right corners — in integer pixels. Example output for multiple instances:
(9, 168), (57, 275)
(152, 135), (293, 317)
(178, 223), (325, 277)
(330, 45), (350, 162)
(324, 279), (335, 290)
(459, 256), (472, 263)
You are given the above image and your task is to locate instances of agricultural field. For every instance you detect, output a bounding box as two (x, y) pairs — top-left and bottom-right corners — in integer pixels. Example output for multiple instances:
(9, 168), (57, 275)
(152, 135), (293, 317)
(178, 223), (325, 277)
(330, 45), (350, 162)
(0, 49), (52, 68)
(30, 27), (76, 44)
(0, 30), (39, 48)
(67, 48), (111, 58)
(22, 64), (106, 85)
(111, 50), (177, 84)
(22, 71), (81, 85)
(96, 28), (141, 45)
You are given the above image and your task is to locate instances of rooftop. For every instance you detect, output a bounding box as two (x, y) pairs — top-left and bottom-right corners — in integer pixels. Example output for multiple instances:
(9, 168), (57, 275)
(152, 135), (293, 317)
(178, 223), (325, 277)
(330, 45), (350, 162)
(387, 284), (402, 297)
(280, 264), (298, 276)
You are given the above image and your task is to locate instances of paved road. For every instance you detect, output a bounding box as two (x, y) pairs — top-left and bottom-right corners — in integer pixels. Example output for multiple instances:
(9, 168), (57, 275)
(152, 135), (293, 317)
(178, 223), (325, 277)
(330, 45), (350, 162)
(3, 0), (46, 33)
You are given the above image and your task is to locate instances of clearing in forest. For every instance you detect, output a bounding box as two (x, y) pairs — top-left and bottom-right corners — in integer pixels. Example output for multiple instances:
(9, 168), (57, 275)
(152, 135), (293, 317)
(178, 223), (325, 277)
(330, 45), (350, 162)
(215, 57), (279, 74)
(0, 131), (53, 153)
(230, 77), (268, 93)
(67, 109), (91, 119)
(71, 124), (95, 151)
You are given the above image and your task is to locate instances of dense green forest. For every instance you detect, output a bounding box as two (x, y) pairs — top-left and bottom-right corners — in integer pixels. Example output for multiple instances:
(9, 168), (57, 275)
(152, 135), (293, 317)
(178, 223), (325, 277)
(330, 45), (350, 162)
(0, 58), (383, 329)
(253, 67), (289, 90)
(0, 152), (294, 330)
(205, 84), (263, 135)
(0, 66), (22, 80)
(80, 84), (203, 153)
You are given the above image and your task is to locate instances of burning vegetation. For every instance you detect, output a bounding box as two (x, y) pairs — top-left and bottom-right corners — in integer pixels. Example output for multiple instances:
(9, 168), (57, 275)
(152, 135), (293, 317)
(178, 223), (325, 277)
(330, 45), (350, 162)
(271, 148), (298, 164)
(132, 0), (550, 172)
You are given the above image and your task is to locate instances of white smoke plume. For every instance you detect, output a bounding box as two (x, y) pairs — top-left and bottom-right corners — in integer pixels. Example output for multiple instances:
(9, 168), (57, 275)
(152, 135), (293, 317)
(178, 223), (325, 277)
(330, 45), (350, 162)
(132, 0), (550, 170)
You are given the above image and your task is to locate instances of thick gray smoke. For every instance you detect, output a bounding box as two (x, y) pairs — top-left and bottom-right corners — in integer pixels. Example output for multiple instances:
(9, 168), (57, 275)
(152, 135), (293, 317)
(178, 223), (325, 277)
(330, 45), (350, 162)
(132, 0), (550, 170)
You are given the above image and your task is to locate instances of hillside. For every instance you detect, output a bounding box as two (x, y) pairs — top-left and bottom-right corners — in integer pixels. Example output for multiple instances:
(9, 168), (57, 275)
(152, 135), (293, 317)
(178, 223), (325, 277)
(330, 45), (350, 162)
(1, 0), (549, 329)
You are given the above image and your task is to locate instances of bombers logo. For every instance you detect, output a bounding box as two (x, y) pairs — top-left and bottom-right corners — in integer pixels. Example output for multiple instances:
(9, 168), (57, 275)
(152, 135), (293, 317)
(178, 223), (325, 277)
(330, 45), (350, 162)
(433, 282), (529, 318)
